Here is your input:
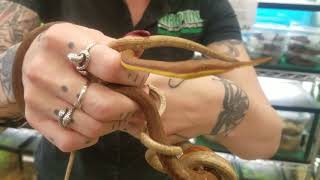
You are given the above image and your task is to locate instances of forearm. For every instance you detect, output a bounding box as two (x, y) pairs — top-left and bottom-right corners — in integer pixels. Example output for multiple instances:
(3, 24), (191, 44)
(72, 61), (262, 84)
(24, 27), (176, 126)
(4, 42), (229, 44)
(0, 0), (40, 52)
(0, 0), (40, 121)
(208, 40), (283, 159)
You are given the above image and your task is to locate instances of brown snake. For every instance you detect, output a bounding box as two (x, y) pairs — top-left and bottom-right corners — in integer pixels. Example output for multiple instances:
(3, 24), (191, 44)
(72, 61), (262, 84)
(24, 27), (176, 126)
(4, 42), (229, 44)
(13, 23), (270, 180)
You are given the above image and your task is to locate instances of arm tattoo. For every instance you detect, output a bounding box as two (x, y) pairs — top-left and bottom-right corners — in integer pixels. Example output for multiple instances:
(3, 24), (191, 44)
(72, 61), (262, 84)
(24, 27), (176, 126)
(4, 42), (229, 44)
(168, 78), (185, 88)
(211, 79), (249, 135)
(210, 39), (243, 58)
(0, 0), (40, 53)
(0, 1), (40, 104)
(0, 43), (19, 103)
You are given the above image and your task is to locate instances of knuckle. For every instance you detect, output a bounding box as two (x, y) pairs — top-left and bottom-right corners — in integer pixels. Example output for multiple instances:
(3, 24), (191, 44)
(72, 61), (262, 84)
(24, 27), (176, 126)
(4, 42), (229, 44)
(93, 101), (112, 120)
(39, 23), (71, 49)
(88, 122), (104, 138)
(39, 29), (59, 50)
(88, 28), (105, 37)
(23, 88), (34, 106)
(24, 106), (34, 122)
(23, 56), (44, 82)
(99, 52), (121, 81)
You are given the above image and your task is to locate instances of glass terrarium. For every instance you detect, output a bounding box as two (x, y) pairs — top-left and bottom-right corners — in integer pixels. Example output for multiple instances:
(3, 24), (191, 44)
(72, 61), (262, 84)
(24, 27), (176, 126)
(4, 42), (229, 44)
(242, 7), (320, 73)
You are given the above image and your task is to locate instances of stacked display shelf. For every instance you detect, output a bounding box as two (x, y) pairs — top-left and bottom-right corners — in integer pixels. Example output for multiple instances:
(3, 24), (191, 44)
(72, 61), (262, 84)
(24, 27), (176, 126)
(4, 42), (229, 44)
(253, 3), (320, 175)
(257, 1), (320, 179)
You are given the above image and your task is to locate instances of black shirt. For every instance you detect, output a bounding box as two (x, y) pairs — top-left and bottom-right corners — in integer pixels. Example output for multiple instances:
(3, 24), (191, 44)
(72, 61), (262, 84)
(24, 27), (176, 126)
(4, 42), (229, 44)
(19, 0), (242, 179)
(24, 0), (241, 61)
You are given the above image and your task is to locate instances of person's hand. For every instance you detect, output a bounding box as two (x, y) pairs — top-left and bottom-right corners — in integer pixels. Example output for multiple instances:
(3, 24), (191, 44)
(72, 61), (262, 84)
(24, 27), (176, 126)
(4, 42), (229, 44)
(147, 74), (226, 144)
(22, 23), (148, 152)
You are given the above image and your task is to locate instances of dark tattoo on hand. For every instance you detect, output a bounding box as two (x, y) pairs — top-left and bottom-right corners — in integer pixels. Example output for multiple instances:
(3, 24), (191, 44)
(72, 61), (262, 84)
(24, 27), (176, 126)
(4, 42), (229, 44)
(133, 74), (139, 82)
(120, 112), (131, 121)
(85, 139), (91, 144)
(112, 122), (116, 130)
(54, 109), (59, 117)
(0, 44), (19, 103)
(68, 42), (75, 49)
(211, 40), (242, 58)
(139, 74), (148, 87)
(128, 72), (142, 84)
(61, 85), (68, 92)
(174, 133), (189, 140)
(168, 78), (185, 88)
(118, 120), (122, 129)
(120, 112), (133, 129)
(211, 79), (249, 135)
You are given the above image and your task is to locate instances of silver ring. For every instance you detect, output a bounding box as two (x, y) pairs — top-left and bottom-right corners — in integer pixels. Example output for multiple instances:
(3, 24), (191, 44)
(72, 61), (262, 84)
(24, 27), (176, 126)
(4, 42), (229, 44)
(57, 107), (75, 128)
(74, 84), (88, 109)
(67, 42), (97, 75)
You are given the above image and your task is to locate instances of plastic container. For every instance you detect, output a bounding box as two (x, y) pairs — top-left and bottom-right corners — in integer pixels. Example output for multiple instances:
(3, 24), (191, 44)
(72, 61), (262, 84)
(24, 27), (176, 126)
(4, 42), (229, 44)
(242, 24), (288, 64)
(284, 26), (320, 68)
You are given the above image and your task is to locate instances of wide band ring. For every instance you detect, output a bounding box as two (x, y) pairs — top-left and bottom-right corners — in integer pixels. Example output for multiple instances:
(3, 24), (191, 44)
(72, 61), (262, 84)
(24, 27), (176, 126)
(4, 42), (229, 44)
(67, 42), (97, 75)
(57, 107), (75, 128)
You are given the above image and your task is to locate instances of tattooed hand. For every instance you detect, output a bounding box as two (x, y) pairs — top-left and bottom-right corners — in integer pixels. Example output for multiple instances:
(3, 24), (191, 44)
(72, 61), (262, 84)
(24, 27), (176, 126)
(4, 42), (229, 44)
(23, 23), (148, 152)
(147, 74), (249, 144)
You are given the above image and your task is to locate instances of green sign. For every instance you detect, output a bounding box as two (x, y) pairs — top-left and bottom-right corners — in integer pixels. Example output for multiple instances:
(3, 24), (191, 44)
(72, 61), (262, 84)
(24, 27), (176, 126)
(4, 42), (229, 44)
(158, 10), (203, 36)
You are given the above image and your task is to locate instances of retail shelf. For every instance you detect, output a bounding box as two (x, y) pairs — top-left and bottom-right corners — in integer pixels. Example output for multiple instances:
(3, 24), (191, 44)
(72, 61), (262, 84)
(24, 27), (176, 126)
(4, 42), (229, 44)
(256, 68), (320, 82)
(258, 0), (320, 11)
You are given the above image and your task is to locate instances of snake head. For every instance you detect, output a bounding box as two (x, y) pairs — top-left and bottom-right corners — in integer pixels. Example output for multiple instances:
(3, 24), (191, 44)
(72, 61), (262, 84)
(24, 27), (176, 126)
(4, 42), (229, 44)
(122, 30), (152, 57)
(125, 30), (151, 37)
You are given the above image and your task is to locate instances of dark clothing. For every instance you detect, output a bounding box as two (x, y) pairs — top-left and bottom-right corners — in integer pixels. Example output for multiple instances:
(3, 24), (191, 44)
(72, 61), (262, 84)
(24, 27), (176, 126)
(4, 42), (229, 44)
(36, 132), (170, 180)
(22, 0), (242, 179)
